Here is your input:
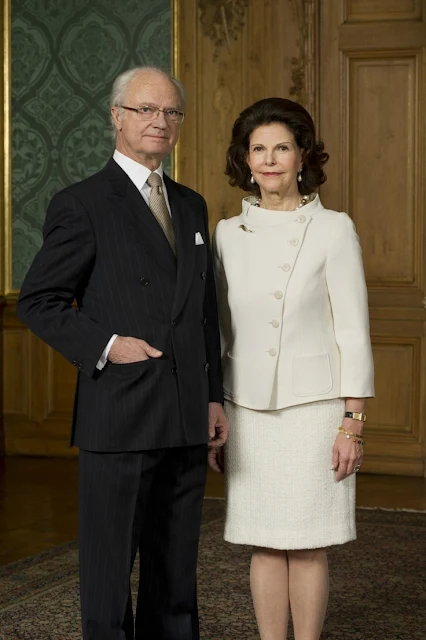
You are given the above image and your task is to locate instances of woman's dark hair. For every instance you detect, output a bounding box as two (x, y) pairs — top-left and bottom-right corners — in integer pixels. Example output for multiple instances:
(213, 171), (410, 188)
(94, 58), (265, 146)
(225, 97), (329, 196)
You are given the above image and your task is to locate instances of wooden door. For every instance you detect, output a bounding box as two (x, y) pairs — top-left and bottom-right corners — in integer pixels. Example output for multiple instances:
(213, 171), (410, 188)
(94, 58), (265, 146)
(319, 0), (426, 475)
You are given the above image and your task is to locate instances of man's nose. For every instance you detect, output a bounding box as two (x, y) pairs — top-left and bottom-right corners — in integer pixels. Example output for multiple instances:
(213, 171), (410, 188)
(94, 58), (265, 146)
(152, 110), (168, 128)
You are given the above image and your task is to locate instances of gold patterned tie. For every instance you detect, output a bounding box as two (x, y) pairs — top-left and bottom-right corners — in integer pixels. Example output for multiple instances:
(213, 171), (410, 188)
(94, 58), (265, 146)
(147, 172), (176, 254)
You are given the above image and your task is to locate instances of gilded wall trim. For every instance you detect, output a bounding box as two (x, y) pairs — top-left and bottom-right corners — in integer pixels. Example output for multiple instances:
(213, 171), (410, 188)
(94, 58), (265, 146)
(1, 0), (12, 296)
(171, 0), (180, 183)
(289, 0), (319, 124)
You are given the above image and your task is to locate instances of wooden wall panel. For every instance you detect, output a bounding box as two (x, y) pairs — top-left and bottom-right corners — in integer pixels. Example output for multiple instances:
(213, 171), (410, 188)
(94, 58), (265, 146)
(368, 340), (419, 436)
(3, 298), (78, 457)
(345, 0), (422, 23)
(347, 53), (419, 286)
(320, 0), (426, 476)
(3, 326), (28, 415)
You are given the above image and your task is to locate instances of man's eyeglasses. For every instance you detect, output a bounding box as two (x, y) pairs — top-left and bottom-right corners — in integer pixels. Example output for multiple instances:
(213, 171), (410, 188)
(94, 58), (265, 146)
(120, 105), (185, 123)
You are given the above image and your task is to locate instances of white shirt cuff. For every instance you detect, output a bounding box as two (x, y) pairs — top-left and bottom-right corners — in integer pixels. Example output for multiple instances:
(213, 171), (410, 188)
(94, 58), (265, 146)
(96, 334), (118, 370)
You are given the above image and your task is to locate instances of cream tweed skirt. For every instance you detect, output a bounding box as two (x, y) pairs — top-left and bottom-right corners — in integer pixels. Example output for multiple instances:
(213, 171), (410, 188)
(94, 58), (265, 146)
(224, 398), (356, 550)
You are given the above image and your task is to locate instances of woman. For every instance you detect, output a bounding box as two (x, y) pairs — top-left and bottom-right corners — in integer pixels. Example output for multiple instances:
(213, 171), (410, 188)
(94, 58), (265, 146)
(211, 98), (374, 640)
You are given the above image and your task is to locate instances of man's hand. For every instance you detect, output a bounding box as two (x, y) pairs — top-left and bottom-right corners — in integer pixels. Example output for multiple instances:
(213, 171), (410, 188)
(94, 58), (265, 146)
(208, 445), (224, 474)
(208, 402), (229, 447)
(208, 402), (228, 473)
(108, 336), (163, 364)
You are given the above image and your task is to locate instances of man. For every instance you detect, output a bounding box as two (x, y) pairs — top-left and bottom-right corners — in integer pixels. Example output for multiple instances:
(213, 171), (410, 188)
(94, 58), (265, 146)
(17, 66), (228, 640)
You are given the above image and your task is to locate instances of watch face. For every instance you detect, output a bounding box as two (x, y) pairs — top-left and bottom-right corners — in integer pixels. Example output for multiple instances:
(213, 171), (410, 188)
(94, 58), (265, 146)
(346, 411), (366, 421)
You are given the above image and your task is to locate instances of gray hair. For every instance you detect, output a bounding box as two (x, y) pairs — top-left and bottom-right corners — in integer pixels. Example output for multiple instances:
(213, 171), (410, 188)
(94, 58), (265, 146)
(109, 66), (186, 137)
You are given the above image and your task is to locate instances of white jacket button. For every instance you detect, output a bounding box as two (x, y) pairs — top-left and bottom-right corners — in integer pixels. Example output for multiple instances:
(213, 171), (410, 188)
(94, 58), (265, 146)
(297, 215), (306, 223)
(281, 264), (291, 272)
(290, 238), (299, 246)
(268, 348), (277, 356)
(271, 319), (279, 328)
(274, 290), (283, 299)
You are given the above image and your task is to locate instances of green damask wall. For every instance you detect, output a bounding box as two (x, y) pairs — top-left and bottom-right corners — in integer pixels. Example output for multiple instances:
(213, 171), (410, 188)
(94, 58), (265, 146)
(12, 0), (171, 289)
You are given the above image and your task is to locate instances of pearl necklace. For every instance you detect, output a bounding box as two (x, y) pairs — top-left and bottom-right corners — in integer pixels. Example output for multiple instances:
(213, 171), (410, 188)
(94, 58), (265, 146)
(254, 193), (314, 209)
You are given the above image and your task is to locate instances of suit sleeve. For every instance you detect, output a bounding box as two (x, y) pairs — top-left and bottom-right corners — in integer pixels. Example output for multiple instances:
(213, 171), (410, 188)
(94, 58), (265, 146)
(17, 190), (112, 378)
(201, 200), (224, 404)
(325, 212), (374, 398)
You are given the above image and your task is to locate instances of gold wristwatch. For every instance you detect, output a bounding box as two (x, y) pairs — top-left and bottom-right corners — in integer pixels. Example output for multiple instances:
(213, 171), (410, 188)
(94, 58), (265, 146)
(344, 411), (367, 422)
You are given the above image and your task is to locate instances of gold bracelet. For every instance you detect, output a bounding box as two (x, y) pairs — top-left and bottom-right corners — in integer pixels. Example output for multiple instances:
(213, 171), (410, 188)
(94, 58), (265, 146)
(338, 426), (366, 445)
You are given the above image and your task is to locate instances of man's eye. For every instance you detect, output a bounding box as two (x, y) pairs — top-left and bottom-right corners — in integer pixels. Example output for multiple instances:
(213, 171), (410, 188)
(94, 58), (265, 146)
(166, 109), (178, 116)
(140, 106), (153, 114)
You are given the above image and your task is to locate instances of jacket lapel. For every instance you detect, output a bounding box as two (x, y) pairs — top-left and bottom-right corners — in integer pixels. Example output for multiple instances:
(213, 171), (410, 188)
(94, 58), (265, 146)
(104, 159), (177, 279)
(165, 175), (197, 319)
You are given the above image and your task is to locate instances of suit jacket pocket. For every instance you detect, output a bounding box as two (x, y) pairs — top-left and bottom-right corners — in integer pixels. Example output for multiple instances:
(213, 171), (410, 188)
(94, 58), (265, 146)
(293, 353), (333, 397)
(105, 359), (153, 377)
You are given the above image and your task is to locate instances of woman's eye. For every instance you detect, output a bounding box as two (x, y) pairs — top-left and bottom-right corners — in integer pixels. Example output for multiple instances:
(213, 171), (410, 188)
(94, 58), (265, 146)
(278, 145), (289, 151)
(253, 146), (263, 152)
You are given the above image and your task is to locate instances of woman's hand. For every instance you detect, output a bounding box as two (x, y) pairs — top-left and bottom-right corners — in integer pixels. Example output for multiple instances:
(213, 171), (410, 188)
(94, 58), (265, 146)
(331, 419), (364, 481)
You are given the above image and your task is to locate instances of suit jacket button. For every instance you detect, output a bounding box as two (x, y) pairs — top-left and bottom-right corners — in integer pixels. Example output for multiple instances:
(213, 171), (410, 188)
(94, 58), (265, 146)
(201, 271), (206, 280)
(171, 367), (178, 375)
(72, 360), (77, 367)
(202, 317), (207, 325)
(140, 277), (150, 286)
(204, 363), (210, 372)
(78, 363), (83, 370)
(172, 319), (177, 327)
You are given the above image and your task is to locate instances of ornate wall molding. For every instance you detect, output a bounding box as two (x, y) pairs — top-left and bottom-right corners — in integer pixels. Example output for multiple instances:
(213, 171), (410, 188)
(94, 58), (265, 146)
(199, 0), (249, 59)
(288, 0), (319, 124)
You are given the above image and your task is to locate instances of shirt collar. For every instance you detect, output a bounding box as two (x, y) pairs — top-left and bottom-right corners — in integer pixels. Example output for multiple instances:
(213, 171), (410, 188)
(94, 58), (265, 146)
(113, 149), (164, 192)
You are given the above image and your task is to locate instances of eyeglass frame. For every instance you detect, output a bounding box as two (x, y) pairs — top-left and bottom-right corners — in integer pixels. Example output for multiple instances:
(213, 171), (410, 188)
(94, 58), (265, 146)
(119, 104), (185, 124)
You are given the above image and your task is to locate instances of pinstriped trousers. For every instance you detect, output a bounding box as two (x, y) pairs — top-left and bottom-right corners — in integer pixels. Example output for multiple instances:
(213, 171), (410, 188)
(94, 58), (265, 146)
(78, 445), (208, 640)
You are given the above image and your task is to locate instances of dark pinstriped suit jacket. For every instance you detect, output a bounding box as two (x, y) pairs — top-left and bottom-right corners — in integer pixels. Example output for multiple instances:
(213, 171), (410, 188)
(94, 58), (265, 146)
(17, 158), (224, 451)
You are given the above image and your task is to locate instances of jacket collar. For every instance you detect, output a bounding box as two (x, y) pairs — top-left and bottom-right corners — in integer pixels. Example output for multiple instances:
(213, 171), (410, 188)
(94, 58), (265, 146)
(240, 193), (324, 227)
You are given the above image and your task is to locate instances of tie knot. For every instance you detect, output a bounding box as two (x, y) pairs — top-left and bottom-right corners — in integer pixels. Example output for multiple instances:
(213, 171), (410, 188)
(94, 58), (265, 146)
(147, 172), (162, 188)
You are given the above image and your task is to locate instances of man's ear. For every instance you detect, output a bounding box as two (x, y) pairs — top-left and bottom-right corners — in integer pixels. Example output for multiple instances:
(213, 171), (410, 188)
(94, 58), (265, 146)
(111, 106), (122, 131)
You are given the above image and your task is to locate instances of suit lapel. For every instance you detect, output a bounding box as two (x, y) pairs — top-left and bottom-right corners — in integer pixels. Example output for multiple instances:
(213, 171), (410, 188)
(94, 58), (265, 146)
(104, 159), (177, 278)
(165, 175), (197, 319)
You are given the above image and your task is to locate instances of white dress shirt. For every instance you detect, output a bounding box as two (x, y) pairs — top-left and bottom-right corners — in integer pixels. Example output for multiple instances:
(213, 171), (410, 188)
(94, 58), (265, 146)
(96, 150), (171, 370)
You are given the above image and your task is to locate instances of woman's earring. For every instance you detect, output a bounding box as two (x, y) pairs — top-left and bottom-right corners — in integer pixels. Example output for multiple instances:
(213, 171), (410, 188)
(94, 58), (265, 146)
(250, 173), (256, 185)
(297, 170), (302, 183)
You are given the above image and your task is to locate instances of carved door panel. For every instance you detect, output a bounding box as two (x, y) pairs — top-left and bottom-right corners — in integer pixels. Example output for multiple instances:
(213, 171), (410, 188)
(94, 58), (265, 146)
(319, 0), (426, 475)
(174, 0), (313, 231)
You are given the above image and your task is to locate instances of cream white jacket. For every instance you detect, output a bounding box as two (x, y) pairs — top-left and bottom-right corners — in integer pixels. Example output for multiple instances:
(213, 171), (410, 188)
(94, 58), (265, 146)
(213, 195), (374, 410)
